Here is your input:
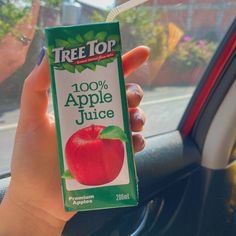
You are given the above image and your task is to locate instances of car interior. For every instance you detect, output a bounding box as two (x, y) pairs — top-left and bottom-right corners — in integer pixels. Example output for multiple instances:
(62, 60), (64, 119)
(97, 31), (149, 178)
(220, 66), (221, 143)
(0, 1), (235, 235)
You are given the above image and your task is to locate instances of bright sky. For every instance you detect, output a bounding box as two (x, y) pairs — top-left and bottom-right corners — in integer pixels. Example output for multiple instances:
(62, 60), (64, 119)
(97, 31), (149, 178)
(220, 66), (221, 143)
(78, 0), (115, 10)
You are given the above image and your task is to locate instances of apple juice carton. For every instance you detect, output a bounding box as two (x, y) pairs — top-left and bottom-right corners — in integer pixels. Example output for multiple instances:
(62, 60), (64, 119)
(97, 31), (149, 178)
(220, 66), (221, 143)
(45, 22), (138, 212)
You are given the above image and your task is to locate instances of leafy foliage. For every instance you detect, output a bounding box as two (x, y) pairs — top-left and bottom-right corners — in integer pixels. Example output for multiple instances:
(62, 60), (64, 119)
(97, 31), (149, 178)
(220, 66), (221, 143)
(170, 36), (217, 69)
(41, 0), (61, 8)
(0, 0), (61, 42)
(90, 7), (168, 60)
(48, 31), (119, 73)
(0, 0), (30, 41)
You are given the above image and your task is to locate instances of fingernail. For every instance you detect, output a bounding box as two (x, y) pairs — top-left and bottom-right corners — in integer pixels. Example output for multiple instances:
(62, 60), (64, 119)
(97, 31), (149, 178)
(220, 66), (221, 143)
(128, 85), (144, 100)
(128, 85), (141, 97)
(134, 111), (145, 125)
(37, 47), (45, 65)
(141, 136), (146, 148)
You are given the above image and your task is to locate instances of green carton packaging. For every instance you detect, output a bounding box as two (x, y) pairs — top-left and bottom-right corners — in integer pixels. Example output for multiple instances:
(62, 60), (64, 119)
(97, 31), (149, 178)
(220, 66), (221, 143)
(45, 22), (138, 212)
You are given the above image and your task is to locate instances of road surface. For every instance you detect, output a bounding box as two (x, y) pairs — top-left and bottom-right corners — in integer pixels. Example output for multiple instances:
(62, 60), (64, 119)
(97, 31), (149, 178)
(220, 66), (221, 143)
(0, 86), (195, 174)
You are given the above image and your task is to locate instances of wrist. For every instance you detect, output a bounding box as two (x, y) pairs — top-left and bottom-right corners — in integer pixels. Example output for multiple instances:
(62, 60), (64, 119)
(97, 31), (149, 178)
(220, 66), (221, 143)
(0, 186), (65, 236)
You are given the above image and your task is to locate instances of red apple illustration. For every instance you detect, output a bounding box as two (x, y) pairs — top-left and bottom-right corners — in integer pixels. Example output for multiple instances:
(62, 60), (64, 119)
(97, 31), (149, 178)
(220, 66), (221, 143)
(65, 125), (127, 185)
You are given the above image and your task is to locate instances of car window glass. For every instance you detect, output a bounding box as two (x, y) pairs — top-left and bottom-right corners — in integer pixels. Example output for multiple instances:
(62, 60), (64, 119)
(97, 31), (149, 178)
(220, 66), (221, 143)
(0, 0), (235, 174)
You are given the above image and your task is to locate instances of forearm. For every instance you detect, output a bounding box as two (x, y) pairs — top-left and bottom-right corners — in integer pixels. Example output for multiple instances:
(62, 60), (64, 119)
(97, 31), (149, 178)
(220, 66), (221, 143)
(0, 189), (65, 236)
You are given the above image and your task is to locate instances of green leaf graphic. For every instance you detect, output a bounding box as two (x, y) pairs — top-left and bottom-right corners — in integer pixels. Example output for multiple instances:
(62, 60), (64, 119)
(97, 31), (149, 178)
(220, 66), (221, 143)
(68, 38), (78, 46)
(48, 56), (55, 64)
(84, 31), (94, 41)
(55, 39), (70, 48)
(99, 126), (128, 142)
(96, 60), (108, 67)
(114, 44), (121, 51)
(75, 64), (86, 72)
(47, 47), (55, 64)
(62, 170), (74, 179)
(47, 46), (54, 57)
(63, 63), (75, 73)
(76, 34), (84, 44)
(55, 64), (64, 70)
(106, 58), (115, 63)
(95, 31), (107, 41)
(68, 38), (78, 44)
(96, 57), (115, 68)
(55, 67), (64, 71)
(107, 34), (120, 43)
(86, 63), (96, 71)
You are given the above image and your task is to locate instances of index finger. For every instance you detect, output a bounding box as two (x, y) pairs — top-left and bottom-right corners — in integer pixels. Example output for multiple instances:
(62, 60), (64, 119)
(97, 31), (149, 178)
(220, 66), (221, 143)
(122, 46), (150, 78)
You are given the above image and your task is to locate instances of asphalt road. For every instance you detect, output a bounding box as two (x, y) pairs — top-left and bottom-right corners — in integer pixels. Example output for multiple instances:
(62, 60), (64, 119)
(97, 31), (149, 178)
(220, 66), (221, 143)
(0, 86), (195, 174)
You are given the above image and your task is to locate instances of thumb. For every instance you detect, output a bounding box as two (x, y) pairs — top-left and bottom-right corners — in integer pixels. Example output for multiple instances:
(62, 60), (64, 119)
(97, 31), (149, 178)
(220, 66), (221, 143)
(18, 48), (51, 131)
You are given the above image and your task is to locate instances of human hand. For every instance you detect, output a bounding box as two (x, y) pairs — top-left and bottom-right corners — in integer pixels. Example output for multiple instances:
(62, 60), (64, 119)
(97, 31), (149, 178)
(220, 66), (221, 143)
(0, 46), (150, 236)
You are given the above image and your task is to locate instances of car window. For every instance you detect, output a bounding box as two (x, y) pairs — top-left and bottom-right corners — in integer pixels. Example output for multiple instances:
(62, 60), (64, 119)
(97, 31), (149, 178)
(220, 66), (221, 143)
(0, 0), (235, 174)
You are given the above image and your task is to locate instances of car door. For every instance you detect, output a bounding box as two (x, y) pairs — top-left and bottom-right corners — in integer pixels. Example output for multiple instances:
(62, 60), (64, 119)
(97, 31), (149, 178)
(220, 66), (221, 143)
(0, 1), (235, 236)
